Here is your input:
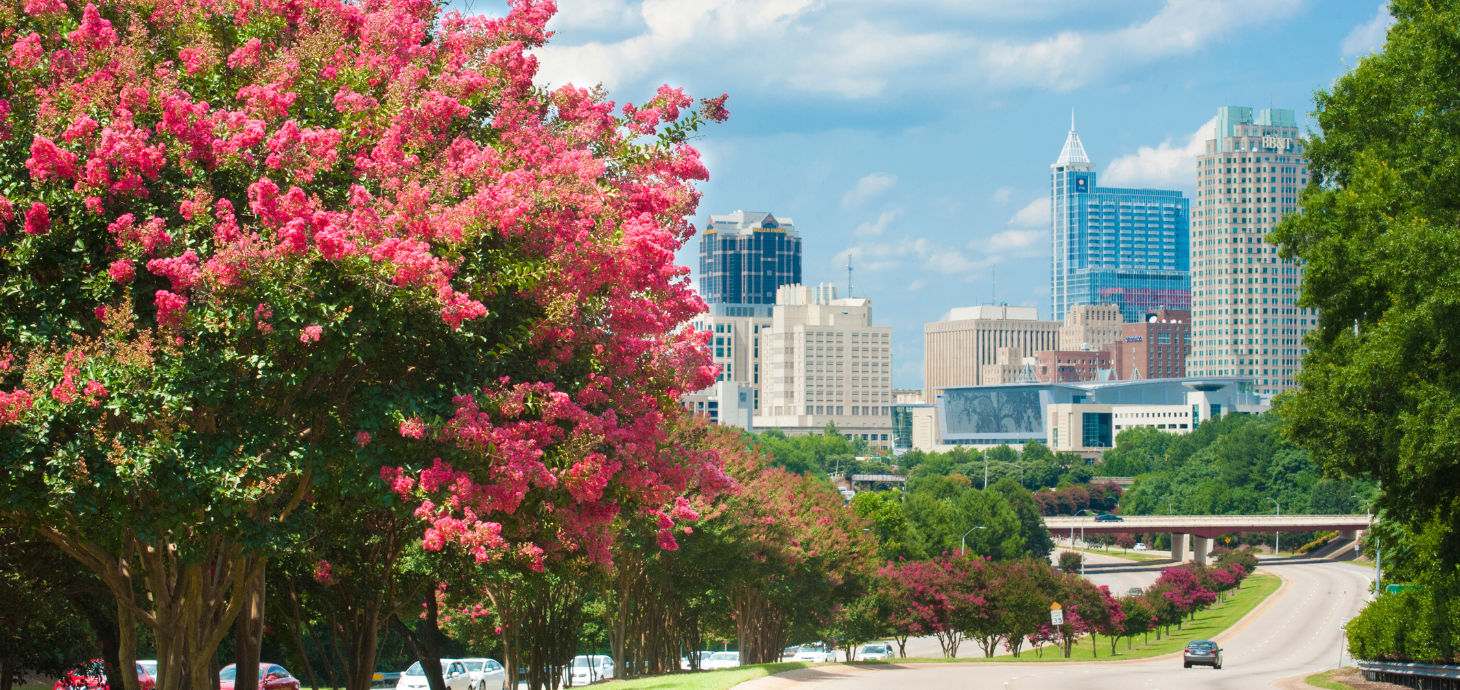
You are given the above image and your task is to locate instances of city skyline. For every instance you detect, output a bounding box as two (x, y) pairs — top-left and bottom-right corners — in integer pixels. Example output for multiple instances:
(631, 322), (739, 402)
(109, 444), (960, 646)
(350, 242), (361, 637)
(466, 0), (1396, 390)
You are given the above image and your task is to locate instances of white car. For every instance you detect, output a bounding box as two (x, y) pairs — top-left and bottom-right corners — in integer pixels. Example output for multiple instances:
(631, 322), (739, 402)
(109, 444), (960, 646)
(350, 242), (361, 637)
(395, 660), (473, 690)
(702, 652), (741, 670)
(793, 645), (835, 663)
(1135, 542), (1148, 551)
(562, 655), (614, 686)
(681, 651), (717, 670)
(457, 658), (506, 690)
(857, 643), (894, 661)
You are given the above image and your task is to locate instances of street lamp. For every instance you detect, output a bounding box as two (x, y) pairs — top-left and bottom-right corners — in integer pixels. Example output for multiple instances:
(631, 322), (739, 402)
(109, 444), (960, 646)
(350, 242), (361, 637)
(1015, 462), (1024, 487)
(1075, 509), (1098, 577)
(983, 454), (990, 490)
(960, 526), (987, 555)
(1267, 497), (1281, 556)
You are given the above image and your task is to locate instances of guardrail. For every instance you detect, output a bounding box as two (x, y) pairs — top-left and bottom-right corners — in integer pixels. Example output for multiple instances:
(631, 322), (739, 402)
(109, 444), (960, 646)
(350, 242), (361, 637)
(1357, 660), (1460, 689)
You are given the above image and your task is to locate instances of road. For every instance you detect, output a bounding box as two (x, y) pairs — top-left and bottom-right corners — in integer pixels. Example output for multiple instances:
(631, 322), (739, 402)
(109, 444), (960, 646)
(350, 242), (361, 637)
(757, 558), (1375, 689)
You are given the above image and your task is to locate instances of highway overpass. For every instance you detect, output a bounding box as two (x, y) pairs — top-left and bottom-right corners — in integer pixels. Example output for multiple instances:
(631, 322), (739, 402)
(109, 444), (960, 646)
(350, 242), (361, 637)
(1042, 514), (1371, 564)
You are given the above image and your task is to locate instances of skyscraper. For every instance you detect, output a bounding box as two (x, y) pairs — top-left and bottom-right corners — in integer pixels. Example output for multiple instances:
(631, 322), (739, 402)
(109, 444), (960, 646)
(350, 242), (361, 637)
(1050, 122), (1191, 324)
(698, 210), (801, 317)
(1186, 106), (1314, 396)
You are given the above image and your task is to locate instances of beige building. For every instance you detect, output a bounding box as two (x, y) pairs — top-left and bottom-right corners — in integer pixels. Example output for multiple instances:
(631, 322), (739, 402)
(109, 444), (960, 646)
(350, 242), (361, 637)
(981, 346), (1037, 385)
(1059, 303), (1124, 352)
(923, 305), (1061, 400)
(755, 284), (893, 447)
(687, 310), (773, 414)
(1187, 106), (1316, 397)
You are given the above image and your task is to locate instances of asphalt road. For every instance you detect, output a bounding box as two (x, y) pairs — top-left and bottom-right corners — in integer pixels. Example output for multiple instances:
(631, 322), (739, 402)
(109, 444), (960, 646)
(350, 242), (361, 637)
(778, 558), (1375, 689)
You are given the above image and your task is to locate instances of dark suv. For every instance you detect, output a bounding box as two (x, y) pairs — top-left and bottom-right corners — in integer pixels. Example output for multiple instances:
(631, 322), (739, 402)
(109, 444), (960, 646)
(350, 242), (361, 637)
(1183, 640), (1222, 669)
(1094, 513), (1123, 522)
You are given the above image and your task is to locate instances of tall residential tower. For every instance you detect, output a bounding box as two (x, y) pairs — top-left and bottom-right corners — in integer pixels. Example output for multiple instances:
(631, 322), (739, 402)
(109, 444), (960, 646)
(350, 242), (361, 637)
(1050, 123), (1191, 323)
(1185, 106), (1314, 396)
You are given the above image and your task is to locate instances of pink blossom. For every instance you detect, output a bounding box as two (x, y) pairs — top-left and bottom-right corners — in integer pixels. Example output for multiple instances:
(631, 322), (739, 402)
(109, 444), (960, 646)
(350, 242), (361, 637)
(657, 529), (679, 551)
(62, 116), (99, 143)
(26, 137), (78, 182)
(146, 251), (200, 291)
(24, 203), (50, 235)
(108, 260), (134, 283)
(82, 380), (107, 407)
(23, 0), (66, 16)
(400, 417), (426, 439)
(178, 46), (207, 75)
(9, 33), (44, 69)
(0, 196), (13, 224)
(68, 4), (120, 51)
(154, 290), (188, 327)
(313, 560), (334, 585)
(300, 325), (322, 343)
(355, 431), (372, 447)
(0, 390), (34, 424)
(226, 38), (262, 69)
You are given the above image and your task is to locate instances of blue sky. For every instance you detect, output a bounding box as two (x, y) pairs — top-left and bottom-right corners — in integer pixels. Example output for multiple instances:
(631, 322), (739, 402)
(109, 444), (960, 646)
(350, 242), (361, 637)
(465, 0), (1394, 390)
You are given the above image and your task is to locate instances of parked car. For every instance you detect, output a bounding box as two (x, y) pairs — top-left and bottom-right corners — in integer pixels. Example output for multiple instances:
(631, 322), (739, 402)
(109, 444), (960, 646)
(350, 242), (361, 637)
(220, 664), (302, 690)
(1183, 640), (1223, 669)
(793, 645), (835, 663)
(370, 672), (401, 689)
(1094, 513), (1123, 522)
(681, 651), (718, 670)
(857, 643), (894, 661)
(561, 655), (613, 686)
(702, 652), (741, 670)
(55, 660), (157, 690)
(395, 660), (474, 690)
(457, 658), (506, 690)
(1134, 542), (1147, 551)
(137, 662), (158, 685)
(1128, 587), (1143, 596)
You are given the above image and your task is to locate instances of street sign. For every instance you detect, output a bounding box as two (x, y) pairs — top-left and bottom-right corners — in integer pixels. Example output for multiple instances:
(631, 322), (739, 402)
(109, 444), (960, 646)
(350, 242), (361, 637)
(1340, 617), (1351, 629)
(1050, 602), (1064, 626)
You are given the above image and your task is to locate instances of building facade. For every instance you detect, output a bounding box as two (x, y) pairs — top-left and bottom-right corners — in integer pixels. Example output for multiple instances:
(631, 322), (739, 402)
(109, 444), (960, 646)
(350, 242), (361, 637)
(1108, 309), (1192, 381)
(698, 210), (802, 316)
(754, 284), (894, 447)
(1186, 106), (1316, 397)
(1050, 124), (1192, 323)
(923, 305), (1061, 400)
(687, 311), (772, 412)
(1059, 303), (1124, 351)
(1034, 349), (1114, 383)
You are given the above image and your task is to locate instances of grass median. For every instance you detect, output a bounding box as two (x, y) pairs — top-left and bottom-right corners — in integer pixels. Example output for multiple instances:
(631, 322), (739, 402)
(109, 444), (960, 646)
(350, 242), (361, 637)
(599, 662), (814, 690)
(1066, 547), (1170, 563)
(854, 571), (1282, 665)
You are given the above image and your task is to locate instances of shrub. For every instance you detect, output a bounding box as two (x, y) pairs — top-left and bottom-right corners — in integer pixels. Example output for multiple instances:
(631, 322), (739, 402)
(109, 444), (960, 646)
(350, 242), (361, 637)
(1058, 551), (1083, 574)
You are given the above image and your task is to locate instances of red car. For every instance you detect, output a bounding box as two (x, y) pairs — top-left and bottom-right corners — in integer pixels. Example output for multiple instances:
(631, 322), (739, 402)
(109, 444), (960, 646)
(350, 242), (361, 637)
(220, 664), (302, 690)
(54, 660), (156, 690)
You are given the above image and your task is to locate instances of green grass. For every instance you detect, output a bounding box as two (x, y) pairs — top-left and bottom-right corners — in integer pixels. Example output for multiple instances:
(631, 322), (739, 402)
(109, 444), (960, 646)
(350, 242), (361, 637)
(1304, 668), (1354, 689)
(1071, 547), (1170, 563)
(853, 572), (1282, 665)
(599, 662), (814, 690)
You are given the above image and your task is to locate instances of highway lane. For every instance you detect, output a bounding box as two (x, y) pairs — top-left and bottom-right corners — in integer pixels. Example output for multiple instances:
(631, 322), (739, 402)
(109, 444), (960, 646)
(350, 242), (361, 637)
(766, 558), (1374, 689)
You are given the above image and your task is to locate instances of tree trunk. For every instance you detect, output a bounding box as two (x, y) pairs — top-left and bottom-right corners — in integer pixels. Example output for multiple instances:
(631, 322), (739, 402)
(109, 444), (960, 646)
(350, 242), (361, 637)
(1, 655), (15, 690)
(118, 604), (140, 690)
(390, 596), (447, 690)
(235, 563), (266, 690)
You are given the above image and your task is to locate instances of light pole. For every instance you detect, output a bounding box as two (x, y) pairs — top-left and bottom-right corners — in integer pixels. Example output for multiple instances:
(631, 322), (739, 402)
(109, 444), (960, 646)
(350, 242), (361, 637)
(1267, 497), (1281, 556)
(983, 454), (989, 490)
(1016, 462), (1024, 487)
(1075, 509), (1097, 577)
(960, 526), (986, 555)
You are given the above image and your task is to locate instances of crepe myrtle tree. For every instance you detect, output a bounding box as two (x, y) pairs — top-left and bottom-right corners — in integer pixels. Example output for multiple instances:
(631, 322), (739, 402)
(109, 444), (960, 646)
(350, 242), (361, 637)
(0, 0), (730, 687)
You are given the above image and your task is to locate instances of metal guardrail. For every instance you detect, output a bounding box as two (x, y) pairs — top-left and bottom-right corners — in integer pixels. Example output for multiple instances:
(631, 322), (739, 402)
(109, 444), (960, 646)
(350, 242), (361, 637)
(1357, 660), (1460, 689)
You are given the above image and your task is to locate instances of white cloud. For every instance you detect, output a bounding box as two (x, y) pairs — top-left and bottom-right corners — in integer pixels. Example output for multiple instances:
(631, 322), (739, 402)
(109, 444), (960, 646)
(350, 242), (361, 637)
(1101, 116), (1216, 189)
(992, 187), (1014, 203)
(908, 279), (927, 291)
(1009, 197), (1050, 227)
(1342, 4), (1395, 56)
(855, 209), (902, 237)
(835, 236), (993, 276)
(530, 0), (1306, 99)
(979, 228), (1046, 257)
(842, 172), (898, 210)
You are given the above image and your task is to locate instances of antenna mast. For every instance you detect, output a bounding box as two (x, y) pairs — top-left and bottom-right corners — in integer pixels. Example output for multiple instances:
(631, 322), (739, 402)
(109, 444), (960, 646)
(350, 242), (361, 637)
(847, 255), (854, 298)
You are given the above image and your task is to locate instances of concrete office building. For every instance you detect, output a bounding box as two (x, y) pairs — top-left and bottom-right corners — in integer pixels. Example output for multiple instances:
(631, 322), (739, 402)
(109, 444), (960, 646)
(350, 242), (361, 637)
(687, 311), (772, 413)
(1059, 303), (1124, 352)
(1034, 348), (1114, 383)
(755, 284), (894, 447)
(680, 381), (755, 430)
(1050, 122), (1191, 323)
(1187, 106), (1315, 396)
(923, 305), (1061, 400)
(698, 211), (801, 317)
(1109, 308), (1192, 380)
(982, 346), (1037, 385)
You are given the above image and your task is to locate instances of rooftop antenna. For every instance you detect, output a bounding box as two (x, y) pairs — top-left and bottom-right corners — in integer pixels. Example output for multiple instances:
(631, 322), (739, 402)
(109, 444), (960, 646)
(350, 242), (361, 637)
(847, 255), (854, 298)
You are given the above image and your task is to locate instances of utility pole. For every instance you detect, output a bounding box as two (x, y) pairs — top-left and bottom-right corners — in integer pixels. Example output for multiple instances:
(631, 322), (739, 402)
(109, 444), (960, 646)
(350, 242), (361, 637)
(1268, 497), (1281, 556)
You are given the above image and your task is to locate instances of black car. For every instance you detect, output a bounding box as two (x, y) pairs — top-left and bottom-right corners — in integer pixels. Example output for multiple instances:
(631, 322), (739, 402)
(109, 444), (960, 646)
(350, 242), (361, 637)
(1183, 640), (1222, 669)
(1094, 513), (1124, 522)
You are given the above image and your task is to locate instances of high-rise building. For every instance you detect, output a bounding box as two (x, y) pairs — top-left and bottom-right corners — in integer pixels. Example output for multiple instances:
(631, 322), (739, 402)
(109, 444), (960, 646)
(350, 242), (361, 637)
(923, 305), (1061, 400)
(698, 210), (801, 317)
(687, 311), (772, 412)
(755, 284), (894, 447)
(1050, 123), (1192, 323)
(1186, 106), (1315, 396)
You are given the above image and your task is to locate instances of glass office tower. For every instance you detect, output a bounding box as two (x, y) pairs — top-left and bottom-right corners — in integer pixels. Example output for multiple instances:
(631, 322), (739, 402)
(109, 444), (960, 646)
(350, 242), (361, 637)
(698, 211), (802, 317)
(1050, 125), (1191, 323)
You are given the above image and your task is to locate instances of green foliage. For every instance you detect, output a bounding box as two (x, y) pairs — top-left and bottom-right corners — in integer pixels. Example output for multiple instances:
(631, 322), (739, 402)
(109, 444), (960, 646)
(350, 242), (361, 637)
(1058, 552), (1082, 574)
(989, 478), (1055, 559)
(1268, 0), (1460, 567)
(849, 491), (917, 562)
(745, 428), (872, 477)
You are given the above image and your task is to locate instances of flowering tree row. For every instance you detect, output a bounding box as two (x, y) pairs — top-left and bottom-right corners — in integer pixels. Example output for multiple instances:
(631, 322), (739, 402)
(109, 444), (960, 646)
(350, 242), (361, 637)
(0, 0), (732, 687)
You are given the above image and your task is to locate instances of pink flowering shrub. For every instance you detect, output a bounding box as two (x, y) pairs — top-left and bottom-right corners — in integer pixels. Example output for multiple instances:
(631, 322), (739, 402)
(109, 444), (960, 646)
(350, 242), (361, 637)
(0, 0), (729, 681)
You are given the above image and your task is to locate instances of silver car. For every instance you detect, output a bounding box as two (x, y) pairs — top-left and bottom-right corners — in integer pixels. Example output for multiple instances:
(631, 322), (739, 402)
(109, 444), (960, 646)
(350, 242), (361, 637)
(457, 658), (506, 690)
(395, 660), (473, 690)
(562, 655), (614, 686)
(857, 643), (894, 661)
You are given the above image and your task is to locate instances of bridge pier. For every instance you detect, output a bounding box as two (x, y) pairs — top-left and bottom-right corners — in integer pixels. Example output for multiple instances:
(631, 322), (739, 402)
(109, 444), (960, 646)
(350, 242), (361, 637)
(1338, 529), (1358, 541)
(1193, 536), (1212, 565)
(1170, 533), (1188, 562)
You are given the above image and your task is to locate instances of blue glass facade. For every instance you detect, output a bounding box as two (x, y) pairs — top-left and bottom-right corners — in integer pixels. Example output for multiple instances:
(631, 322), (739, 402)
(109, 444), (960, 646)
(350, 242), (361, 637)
(1050, 130), (1192, 323)
(698, 211), (801, 308)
